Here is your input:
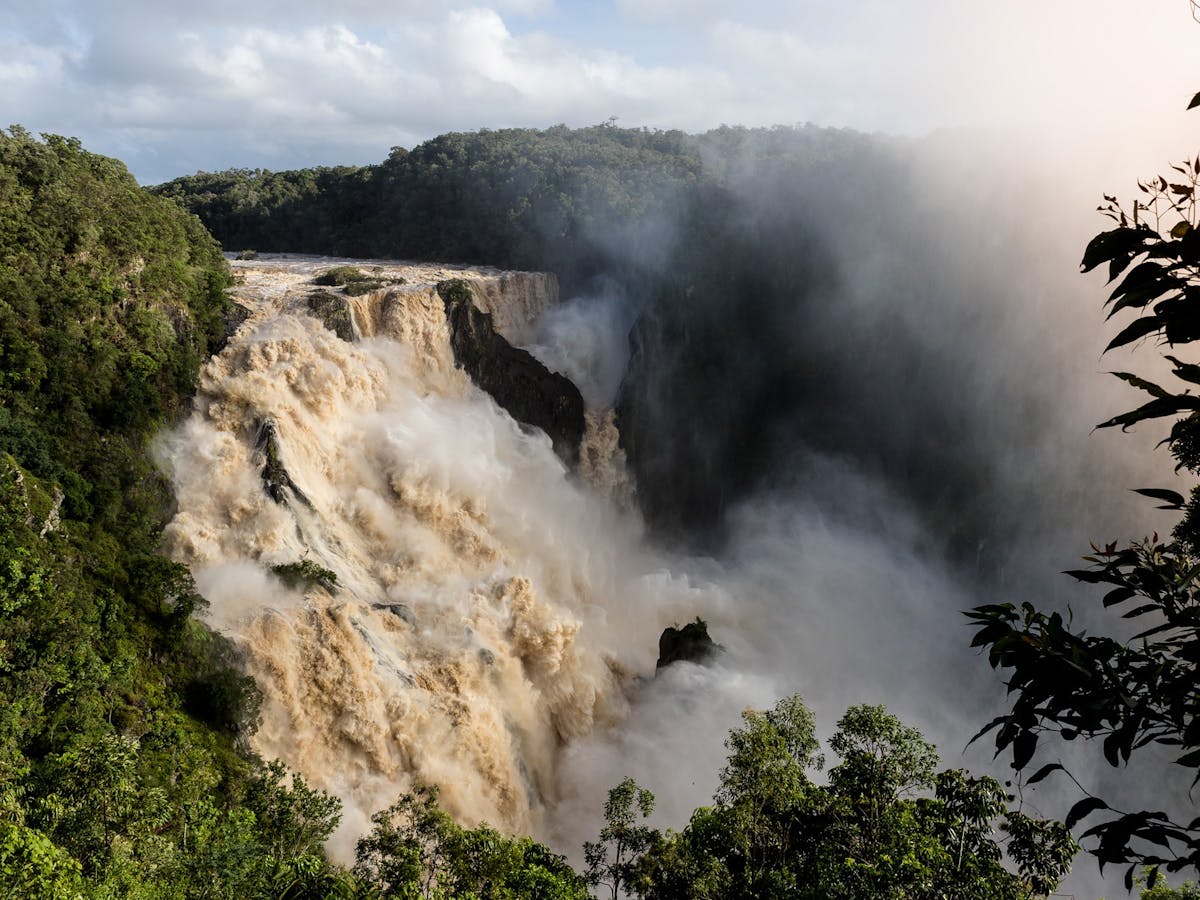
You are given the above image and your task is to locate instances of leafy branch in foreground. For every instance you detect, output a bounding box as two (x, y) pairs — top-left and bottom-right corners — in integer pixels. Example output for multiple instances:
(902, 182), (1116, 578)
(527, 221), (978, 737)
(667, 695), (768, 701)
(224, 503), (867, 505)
(968, 538), (1200, 883)
(969, 96), (1200, 890)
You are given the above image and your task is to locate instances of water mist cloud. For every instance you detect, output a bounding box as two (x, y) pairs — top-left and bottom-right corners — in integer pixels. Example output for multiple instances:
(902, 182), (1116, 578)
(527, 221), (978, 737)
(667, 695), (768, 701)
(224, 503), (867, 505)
(582, 124), (1193, 896)
(523, 290), (634, 408)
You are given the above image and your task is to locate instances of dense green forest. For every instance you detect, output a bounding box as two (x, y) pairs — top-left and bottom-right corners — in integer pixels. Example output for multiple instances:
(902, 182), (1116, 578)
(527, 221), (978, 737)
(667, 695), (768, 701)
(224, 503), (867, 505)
(0, 125), (355, 897)
(150, 124), (874, 298)
(6, 120), (1200, 897)
(151, 125), (706, 287)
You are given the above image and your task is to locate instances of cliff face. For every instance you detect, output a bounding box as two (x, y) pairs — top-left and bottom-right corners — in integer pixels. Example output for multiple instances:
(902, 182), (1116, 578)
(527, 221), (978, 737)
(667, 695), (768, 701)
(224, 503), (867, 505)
(158, 252), (719, 863)
(159, 254), (628, 846)
(438, 279), (585, 465)
(229, 257), (579, 463)
(466, 271), (559, 346)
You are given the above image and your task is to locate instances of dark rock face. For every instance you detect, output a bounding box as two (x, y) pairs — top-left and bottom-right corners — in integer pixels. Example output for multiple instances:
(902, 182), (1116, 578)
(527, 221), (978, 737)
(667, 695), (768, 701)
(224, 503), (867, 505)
(213, 301), (252, 355)
(255, 419), (310, 506)
(306, 290), (355, 341)
(437, 279), (585, 464)
(656, 618), (720, 671)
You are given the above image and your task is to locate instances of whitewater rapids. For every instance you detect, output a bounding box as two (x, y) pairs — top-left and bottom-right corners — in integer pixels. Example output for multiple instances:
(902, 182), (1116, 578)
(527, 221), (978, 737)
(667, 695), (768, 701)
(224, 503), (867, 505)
(155, 255), (719, 851)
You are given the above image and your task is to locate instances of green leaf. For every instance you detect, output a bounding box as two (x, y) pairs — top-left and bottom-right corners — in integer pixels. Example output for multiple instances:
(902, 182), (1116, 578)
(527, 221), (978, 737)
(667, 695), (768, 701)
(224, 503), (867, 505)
(1081, 227), (1149, 278)
(1026, 762), (1064, 785)
(1181, 227), (1200, 266)
(1130, 487), (1186, 510)
(1102, 587), (1136, 608)
(1105, 316), (1161, 352)
(1110, 372), (1172, 399)
(1166, 355), (1200, 386)
(1108, 261), (1169, 304)
(1098, 395), (1200, 431)
(1064, 567), (1115, 584)
(1122, 603), (1164, 619)
(1066, 796), (1109, 829)
(1107, 280), (1175, 318)
(1103, 733), (1124, 767)
(1012, 731), (1038, 769)
(1131, 622), (1175, 640)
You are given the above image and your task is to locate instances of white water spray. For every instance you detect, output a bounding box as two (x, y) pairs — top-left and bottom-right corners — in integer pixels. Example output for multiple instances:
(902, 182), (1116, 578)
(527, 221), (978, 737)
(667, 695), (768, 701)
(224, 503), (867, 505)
(156, 255), (724, 854)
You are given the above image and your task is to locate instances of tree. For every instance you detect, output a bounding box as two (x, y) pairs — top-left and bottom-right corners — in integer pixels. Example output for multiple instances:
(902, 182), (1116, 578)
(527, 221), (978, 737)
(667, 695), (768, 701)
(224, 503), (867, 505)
(1142, 872), (1200, 898)
(354, 785), (451, 898)
(635, 696), (1074, 900)
(967, 95), (1200, 889)
(355, 784), (587, 900)
(0, 821), (84, 899)
(584, 778), (659, 900)
(243, 759), (342, 866)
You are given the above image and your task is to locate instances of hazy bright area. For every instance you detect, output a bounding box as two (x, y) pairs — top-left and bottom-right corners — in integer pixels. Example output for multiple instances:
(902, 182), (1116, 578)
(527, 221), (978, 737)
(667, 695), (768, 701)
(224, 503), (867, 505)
(6, 2), (1200, 899)
(1, 1), (1195, 185)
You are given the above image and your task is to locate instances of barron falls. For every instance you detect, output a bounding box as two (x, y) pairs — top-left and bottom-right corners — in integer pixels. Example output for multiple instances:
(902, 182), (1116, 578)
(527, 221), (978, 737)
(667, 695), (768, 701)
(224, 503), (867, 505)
(155, 255), (719, 853)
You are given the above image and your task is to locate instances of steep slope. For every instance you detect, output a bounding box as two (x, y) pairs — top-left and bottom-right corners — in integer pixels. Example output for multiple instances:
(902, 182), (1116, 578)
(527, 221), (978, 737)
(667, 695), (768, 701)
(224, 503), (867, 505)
(0, 129), (349, 897)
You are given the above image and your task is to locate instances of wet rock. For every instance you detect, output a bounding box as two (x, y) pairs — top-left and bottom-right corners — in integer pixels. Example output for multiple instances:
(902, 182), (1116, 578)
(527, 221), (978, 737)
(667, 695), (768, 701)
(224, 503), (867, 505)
(255, 419), (310, 506)
(306, 289), (355, 341)
(214, 301), (252, 355)
(437, 279), (585, 464)
(372, 601), (416, 626)
(656, 617), (720, 671)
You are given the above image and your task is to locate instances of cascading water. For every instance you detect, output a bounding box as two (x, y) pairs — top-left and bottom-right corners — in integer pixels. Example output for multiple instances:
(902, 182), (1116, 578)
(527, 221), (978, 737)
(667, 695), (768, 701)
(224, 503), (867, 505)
(155, 255), (721, 852)
(153, 141), (1198, 900)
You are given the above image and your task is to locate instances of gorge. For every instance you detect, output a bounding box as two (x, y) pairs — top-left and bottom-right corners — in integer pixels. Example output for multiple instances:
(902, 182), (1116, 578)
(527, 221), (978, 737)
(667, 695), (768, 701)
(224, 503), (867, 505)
(156, 255), (712, 855)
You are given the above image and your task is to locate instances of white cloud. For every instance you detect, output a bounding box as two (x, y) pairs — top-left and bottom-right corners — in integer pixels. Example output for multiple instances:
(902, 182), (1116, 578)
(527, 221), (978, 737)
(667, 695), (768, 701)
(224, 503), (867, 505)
(2, 1), (1197, 183)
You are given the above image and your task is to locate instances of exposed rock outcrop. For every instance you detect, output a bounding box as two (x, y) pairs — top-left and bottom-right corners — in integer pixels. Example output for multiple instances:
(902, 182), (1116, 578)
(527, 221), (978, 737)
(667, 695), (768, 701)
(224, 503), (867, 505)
(467, 272), (559, 345)
(438, 279), (585, 464)
(215, 301), (252, 354)
(306, 289), (355, 341)
(656, 618), (720, 671)
(255, 419), (310, 506)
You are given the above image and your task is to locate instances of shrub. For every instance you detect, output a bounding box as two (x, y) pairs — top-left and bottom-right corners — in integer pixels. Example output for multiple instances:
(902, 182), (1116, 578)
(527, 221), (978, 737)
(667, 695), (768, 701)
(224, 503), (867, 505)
(313, 266), (367, 286)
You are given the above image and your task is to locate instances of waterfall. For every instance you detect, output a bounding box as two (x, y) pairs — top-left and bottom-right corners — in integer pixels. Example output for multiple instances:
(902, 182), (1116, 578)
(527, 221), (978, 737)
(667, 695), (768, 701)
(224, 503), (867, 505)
(156, 255), (714, 852)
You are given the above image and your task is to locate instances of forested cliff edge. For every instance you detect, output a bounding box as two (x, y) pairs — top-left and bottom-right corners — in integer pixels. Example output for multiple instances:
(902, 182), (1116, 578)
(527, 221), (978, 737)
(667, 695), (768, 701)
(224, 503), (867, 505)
(3, 120), (1198, 898)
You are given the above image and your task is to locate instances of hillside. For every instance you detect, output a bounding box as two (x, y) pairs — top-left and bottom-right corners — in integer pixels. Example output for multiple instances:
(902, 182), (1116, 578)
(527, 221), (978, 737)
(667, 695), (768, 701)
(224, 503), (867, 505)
(0, 127), (353, 898)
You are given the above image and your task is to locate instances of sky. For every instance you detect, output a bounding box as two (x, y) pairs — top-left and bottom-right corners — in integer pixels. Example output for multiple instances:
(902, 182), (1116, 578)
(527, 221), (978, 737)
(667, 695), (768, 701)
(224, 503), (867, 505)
(2, 0), (1198, 184)
(5, 2), (1200, 894)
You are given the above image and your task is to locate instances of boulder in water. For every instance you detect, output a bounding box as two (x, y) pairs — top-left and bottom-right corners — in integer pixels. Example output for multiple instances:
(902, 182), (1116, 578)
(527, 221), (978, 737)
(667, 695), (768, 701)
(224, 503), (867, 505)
(656, 617), (720, 670)
(306, 289), (355, 341)
(255, 419), (310, 506)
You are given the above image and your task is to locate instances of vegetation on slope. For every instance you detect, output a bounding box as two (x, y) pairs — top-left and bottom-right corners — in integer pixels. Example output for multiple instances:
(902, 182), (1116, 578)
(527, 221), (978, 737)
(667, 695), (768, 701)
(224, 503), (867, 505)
(0, 126), (353, 898)
(2, 122), (1144, 896)
(152, 125), (713, 289)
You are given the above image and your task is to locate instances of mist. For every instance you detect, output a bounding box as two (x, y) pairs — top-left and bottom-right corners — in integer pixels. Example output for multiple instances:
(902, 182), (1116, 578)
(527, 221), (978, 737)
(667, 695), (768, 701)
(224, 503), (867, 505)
(541, 128), (1193, 899)
(147, 115), (1200, 897)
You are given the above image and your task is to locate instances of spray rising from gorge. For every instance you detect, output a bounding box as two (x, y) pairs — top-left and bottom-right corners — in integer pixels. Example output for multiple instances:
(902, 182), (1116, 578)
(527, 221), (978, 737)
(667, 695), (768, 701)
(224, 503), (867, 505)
(152, 131), (1193, 897)
(154, 257), (720, 852)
